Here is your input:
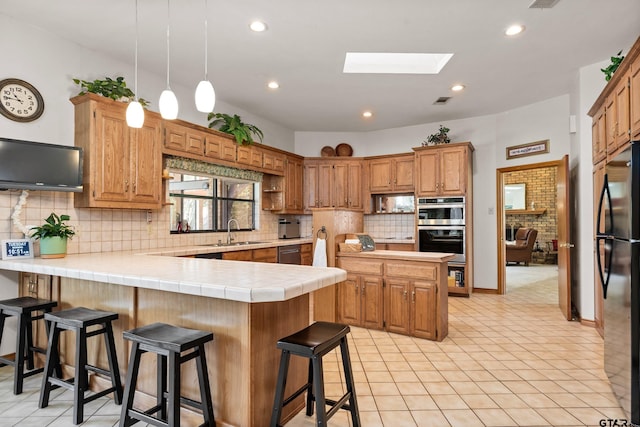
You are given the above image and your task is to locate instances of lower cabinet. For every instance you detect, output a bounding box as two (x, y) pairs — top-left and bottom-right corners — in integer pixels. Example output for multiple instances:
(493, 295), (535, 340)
(301, 243), (312, 266)
(337, 255), (447, 341)
(337, 273), (384, 330)
(222, 248), (277, 263)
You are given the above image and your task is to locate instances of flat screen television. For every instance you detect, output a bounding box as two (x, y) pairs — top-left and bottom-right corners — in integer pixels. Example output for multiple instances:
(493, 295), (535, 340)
(0, 137), (83, 192)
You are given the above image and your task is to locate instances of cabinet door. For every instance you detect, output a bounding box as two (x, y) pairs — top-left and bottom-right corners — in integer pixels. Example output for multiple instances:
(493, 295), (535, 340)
(615, 73), (631, 147)
(163, 122), (204, 156)
(347, 162), (363, 209)
(333, 162), (348, 208)
(204, 134), (236, 162)
(285, 157), (303, 212)
(94, 105), (130, 203)
(129, 115), (162, 205)
(222, 250), (252, 261)
(361, 275), (383, 330)
(369, 159), (393, 193)
(440, 147), (466, 195)
(337, 274), (361, 325)
(415, 151), (439, 196)
(252, 247), (277, 263)
(411, 281), (436, 340)
(393, 156), (415, 192)
(303, 163), (319, 210)
(237, 145), (263, 168)
(318, 163), (333, 208)
(631, 59), (640, 139)
(384, 279), (410, 335)
(605, 94), (617, 153)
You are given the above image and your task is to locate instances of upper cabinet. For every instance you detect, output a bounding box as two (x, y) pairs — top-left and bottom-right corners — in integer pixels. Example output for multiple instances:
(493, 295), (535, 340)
(71, 94), (162, 209)
(304, 159), (363, 211)
(413, 142), (473, 197)
(589, 36), (640, 161)
(367, 153), (414, 194)
(204, 133), (236, 163)
(284, 155), (304, 212)
(163, 120), (206, 158)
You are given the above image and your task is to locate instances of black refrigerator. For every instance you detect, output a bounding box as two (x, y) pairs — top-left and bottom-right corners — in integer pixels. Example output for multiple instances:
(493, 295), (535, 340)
(597, 140), (640, 426)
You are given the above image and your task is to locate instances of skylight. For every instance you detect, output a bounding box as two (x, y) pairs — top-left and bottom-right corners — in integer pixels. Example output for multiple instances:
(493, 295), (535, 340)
(343, 52), (454, 74)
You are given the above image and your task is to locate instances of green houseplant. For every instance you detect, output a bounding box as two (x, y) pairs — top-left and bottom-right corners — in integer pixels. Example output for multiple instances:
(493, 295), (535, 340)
(73, 76), (149, 107)
(207, 112), (264, 145)
(30, 213), (76, 259)
(424, 125), (451, 146)
(601, 50), (625, 82)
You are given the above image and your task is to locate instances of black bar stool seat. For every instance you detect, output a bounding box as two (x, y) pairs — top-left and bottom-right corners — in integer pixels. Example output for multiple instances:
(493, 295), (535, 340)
(0, 296), (57, 394)
(119, 322), (216, 427)
(39, 307), (123, 425)
(270, 321), (361, 427)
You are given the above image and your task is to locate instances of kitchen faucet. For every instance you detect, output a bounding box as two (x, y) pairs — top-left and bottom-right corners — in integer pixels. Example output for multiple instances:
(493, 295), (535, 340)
(227, 218), (240, 244)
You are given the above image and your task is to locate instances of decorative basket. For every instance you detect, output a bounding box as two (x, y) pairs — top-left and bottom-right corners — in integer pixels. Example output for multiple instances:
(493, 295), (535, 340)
(321, 146), (335, 157)
(339, 242), (362, 253)
(335, 143), (353, 157)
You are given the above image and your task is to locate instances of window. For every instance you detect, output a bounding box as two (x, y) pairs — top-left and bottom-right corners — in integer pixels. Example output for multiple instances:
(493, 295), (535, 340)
(169, 171), (256, 233)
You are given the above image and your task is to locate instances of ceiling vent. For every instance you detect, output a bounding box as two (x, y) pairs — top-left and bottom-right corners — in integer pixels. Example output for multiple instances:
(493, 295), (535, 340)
(529, 0), (560, 8)
(433, 97), (451, 105)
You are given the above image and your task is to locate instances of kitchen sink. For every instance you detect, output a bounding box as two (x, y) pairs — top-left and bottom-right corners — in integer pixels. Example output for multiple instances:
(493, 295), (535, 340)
(201, 241), (270, 247)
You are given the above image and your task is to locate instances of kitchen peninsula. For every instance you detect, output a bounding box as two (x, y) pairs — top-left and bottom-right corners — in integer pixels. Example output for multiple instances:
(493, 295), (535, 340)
(0, 249), (346, 427)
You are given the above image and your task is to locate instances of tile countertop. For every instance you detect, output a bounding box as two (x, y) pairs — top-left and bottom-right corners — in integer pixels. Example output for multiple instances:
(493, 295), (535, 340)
(0, 238), (346, 304)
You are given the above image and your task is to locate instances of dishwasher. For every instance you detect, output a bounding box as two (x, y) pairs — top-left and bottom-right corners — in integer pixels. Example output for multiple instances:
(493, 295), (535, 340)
(278, 244), (301, 265)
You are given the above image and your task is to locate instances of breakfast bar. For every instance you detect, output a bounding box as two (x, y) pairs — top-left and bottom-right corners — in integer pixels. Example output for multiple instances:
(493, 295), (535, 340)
(0, 251), (346, 427)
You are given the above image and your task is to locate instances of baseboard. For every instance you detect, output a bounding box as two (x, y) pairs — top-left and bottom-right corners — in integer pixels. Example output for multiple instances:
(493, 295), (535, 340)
(472, 288), (499, 294)
(580, 318), (596, 328)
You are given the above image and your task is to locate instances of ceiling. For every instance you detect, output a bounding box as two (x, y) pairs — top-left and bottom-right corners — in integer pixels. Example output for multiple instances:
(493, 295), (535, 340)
(2, 0), (639, 132)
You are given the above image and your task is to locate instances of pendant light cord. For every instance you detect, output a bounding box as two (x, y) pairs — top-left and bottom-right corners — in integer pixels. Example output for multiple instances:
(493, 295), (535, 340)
(204, 0), (208, 80)
(134, 0), (139, 101)
(166, 0), (171, 89)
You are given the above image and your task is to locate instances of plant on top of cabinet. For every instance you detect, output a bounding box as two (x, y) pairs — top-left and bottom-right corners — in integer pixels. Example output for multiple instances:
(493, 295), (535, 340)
(601, 50), (625, 82)
(73, 76), (149, 107)
(30, 212), (75, 259)
(207, 112), (263, 145)
(423, 125), (451, 146)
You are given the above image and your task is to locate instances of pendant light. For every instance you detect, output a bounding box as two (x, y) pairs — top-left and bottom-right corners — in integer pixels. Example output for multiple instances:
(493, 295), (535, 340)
(159, 0), (178, 119)
(126, 0), (144, 128)
(194, 0), (216, 112)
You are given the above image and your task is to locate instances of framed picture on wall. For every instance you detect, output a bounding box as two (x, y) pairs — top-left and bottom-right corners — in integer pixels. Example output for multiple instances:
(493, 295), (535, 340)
(506, 139), (549, 160)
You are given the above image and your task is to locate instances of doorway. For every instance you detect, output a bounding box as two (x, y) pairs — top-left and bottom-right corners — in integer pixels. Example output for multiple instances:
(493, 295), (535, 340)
(496, 156), (572, 320)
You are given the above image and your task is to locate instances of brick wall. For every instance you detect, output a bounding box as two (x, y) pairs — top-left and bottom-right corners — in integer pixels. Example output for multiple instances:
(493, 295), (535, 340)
(504, 166), (557, 252)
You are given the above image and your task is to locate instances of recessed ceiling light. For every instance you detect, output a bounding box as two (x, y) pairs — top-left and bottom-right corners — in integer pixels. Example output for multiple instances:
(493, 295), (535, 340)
(267, 81), (279, 89)
(249, 21), (267, 32)
(344, 52), (454, 74)
(451, 84), (465, 92)
(505, 24), (525, 36)
(362, 111), (373, 118)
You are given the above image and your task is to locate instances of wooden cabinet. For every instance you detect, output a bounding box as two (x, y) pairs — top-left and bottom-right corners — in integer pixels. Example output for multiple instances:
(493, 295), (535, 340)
(301, 243), (312, 266)
(336, 254), (448, 341)
(367, 153), (414, 193)
(304, 159), (363, 211)
(204, 133), (236, 163)
(631, 55), (640, 139)
(284, 156), (304, 212)
(261, 148), (286, 175)
(163, 120), (206, 158)
(222, 247), (277, 263)
(336, 258), (384, 330)
(71, 94), (162, 210)
(262, 174), (284, 211)
(592, 105), (607, 164)
(414, 142), (473, 197)
(614, 72), (631, 148)
(237, 145), (263, 169)
(375, 242), (415, 251)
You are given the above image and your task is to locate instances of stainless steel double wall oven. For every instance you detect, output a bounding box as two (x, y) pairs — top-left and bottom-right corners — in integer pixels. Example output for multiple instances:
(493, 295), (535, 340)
(417, 197), (465, 263)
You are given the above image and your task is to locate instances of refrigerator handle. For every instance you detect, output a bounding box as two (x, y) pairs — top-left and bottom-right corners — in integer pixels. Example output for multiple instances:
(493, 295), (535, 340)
(596, 174), (611, 235)
(596, 236), (612, 299)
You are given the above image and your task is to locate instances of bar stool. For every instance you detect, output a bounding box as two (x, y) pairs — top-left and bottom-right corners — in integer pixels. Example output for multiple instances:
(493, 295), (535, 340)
(270, 321), (360, 427)
(119, 322), (216, 427)
(0, 296), (57, 394)
(39, 307), (123, 425)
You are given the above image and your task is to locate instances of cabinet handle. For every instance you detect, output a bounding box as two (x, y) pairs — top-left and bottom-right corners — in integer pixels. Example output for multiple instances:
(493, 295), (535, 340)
(403, 290), (407, 300)
(435, 183), (439, 189)
(441, 182), (445, 190)
(133, 183), (136, 193)
(361, 284), (365, 295)
(28, 277), (37, 294)
(412, 291), (415, 303)
(125, 180), (129, 192)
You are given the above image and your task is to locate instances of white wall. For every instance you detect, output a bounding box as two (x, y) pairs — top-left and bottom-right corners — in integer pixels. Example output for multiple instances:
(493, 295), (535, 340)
(0, 271), (18, 356)
(0, 14), (295, 151)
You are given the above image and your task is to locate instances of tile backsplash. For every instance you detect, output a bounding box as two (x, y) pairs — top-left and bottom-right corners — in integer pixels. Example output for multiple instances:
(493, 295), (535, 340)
(0, 191), (415, 255)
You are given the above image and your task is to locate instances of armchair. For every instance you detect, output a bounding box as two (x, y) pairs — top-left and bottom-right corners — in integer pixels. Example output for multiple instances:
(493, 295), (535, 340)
(506, 227), (538, 266)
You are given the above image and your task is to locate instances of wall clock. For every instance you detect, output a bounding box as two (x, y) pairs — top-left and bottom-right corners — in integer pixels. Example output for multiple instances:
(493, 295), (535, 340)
(0, 78), (45, 122)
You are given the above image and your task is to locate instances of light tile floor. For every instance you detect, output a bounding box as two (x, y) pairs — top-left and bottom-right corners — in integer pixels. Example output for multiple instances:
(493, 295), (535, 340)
(0, 265), (626, 426)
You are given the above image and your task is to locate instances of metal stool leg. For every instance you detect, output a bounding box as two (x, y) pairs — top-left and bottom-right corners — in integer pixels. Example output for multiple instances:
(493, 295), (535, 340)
(13, 313), (27, 394)
(39, 321), (60, 409)
(24, 314), (35, 371)
(311, 355), (327, 427)
(158, 352), (167, 420)
(74, 326), (88, 424)
(167, 351), (180, 426)
(270, 349), (291, 427)
(340, 337), (361, 427)
(119, 342), (142, 427)
(103, 321), (123, 404)
(305, 358), (314, 416)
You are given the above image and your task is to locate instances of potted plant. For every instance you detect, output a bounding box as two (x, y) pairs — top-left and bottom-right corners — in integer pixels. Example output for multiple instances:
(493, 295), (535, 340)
(73, 76), (149, 106)
(30, 213), (76, 259)
(207, 112), (264, 145)
(601, 50), (625, 82)
(424, 125), (451, 146)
